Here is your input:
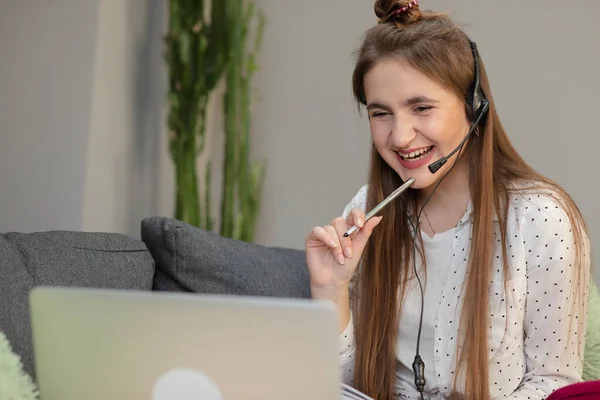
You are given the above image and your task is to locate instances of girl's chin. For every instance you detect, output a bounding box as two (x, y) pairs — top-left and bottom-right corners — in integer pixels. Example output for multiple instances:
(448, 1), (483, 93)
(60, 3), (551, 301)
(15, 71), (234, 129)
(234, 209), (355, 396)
(394, 168), (440, 191)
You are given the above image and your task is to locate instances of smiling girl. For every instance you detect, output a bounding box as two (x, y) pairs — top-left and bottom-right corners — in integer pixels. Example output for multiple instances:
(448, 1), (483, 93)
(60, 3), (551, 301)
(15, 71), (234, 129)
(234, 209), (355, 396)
(305, 1), (592, 399)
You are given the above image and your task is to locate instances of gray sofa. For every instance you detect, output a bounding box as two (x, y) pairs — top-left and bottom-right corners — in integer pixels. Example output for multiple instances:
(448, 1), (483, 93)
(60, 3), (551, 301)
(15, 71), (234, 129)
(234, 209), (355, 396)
(0, 216), (311, 382)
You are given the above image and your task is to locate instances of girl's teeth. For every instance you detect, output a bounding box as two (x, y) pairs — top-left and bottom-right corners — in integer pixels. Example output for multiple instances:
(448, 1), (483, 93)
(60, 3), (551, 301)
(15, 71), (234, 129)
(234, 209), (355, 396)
(401, 147), (432, 161)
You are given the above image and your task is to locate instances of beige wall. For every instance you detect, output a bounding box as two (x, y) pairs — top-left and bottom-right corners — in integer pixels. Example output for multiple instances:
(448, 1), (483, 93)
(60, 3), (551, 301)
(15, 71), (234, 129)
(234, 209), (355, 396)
(82, 0), (170, 236)
(0, 0), (99, 232)
(0, 0), (598, 281)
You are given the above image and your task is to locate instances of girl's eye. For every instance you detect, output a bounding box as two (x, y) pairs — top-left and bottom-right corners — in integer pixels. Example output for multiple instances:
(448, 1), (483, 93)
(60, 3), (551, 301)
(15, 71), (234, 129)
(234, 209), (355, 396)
(371, 111), (390, 118)
(414, 106), (433, 113)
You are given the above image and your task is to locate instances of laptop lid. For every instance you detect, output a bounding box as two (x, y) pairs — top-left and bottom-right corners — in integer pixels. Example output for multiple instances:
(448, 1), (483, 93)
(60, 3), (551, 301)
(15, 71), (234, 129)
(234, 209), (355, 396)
(30, 286), (341, 400)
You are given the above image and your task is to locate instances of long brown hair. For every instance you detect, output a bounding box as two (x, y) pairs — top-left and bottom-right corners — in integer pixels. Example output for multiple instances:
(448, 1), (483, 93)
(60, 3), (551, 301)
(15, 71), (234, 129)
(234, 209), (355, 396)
(349, 1), (591, 399)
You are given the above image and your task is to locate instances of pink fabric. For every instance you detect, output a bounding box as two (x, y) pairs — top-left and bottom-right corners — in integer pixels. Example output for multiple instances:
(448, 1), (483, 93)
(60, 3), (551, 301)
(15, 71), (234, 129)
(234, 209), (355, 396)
(545, 380), (600, 399)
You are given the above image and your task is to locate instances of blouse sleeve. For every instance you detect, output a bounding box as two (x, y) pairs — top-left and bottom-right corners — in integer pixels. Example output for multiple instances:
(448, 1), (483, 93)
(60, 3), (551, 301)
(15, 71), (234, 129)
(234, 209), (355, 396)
(338, 184), (368, 386)
(342, 185), (368, 219)
(509, 195), (591, 399)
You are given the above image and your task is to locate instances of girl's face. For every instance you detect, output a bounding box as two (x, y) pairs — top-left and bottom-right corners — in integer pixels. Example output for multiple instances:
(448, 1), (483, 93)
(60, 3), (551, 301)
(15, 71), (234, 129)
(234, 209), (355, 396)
(364, 58), (471, 191)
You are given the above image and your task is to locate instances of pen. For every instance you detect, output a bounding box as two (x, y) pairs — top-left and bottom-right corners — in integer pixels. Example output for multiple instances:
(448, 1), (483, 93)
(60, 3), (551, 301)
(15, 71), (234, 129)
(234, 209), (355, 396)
(343, 177), (415, 237)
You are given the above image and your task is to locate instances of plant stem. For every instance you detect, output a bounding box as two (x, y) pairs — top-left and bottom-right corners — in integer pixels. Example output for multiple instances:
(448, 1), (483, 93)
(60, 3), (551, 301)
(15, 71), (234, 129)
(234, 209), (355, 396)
(220, 0), (243, 238)
(174, 140), (201, 227)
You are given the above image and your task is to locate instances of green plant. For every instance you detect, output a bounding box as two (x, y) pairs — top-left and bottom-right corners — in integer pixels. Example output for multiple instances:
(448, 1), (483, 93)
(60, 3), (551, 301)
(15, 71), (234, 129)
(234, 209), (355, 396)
(165, 0), (266, 242)
(165, 0), (227, 229)
(221, 0), (266, 242)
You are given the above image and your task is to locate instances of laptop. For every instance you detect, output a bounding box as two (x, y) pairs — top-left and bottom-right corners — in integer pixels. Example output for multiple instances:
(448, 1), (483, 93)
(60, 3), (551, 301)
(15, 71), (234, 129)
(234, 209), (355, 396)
(29, 286), (342, 400)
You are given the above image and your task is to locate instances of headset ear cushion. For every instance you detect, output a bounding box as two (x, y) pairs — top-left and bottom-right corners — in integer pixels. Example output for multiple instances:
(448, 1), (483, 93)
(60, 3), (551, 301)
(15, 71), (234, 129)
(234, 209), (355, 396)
(465, 86), (479, 119)
(472, 99), (490, 136)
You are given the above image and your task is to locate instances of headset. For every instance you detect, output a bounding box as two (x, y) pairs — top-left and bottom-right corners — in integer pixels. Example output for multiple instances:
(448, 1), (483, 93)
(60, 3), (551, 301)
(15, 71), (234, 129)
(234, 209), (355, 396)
(410, 36), (490, 399)
(427, 38), (490, 174)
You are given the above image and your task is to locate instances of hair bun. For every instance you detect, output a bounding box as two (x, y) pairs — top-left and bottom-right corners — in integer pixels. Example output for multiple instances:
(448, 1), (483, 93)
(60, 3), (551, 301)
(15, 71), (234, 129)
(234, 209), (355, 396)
(374, 0), (421, 26)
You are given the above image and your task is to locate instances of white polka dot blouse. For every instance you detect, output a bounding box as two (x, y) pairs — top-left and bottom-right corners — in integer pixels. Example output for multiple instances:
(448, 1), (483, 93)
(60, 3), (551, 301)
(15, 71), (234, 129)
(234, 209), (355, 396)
(338, 182), (591, 399)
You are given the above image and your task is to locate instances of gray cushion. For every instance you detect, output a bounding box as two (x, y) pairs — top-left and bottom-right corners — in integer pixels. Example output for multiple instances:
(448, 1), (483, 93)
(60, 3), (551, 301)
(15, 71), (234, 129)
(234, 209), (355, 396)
(0, 231), (155, 380)
(141, 217), (311, 298)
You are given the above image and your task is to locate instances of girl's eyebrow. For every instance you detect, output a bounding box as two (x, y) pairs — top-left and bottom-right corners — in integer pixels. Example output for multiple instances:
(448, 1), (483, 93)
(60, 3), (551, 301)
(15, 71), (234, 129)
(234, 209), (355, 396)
(366, 96), (440, 111)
